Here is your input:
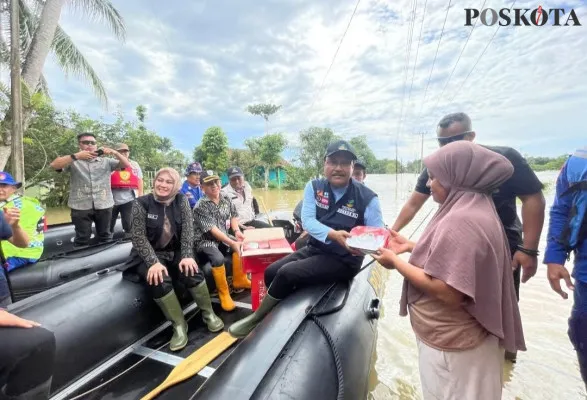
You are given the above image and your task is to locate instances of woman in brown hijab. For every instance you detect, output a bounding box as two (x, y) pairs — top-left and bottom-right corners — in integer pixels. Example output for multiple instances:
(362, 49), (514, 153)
(373, 141), (525, 400)
(124, 168), (223, 352)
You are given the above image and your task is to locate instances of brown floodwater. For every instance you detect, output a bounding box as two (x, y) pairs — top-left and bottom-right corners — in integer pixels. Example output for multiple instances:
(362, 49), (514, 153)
(45, 172), (583, 399)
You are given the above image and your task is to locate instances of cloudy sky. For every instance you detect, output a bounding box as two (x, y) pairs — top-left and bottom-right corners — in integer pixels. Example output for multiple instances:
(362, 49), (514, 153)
(36, 0), (587, 161)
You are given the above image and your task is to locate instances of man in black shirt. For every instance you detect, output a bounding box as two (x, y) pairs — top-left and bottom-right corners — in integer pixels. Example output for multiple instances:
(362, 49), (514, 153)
(391, 112), (545, 303)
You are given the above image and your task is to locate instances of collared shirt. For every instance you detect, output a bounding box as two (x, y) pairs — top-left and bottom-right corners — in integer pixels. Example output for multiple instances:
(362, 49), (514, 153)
(112, 160), (143, 205)
(193, 194), (238, 251)
(64, 157), (121, 210)
(221, 181), (255, 223)
(181, 181), (204, 209)
(301, 180), (384, 243)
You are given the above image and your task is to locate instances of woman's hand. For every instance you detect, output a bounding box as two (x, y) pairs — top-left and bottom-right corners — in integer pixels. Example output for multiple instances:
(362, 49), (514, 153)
(371, 247), (399, 270)
(0, 309), (41, 328)
(386, 230), (414, 254)
(179, 258), (198, 276)
(147, 262), (168, 285)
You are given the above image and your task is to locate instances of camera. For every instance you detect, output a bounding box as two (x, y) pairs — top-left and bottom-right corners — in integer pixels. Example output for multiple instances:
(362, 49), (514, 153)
(95, 148), (104, 156)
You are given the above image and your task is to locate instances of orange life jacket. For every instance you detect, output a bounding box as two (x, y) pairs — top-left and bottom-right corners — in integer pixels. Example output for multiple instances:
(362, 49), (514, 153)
(111, 168), (139, 189)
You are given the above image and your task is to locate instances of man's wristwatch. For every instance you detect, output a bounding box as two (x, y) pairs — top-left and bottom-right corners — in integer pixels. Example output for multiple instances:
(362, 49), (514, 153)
(70, 153), (77, 161)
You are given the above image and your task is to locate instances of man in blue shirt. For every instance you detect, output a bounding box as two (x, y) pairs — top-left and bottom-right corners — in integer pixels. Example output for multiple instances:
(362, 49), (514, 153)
(544, 147), (587, 387)
(229, 140), (385, 338)
(180, 162), (204, 209)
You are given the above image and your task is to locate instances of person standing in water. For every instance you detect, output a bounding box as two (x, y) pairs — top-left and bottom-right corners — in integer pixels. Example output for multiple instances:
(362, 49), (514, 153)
(543, 147), (587, 388)
(374, 141), (525, 400)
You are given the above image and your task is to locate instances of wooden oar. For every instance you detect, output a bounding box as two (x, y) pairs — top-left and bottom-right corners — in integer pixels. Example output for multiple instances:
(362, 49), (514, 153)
(258, 196), (274, 227)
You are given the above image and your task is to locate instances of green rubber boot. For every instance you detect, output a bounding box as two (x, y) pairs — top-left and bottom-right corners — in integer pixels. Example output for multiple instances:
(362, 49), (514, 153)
(188, 281), (224, 333)
(155, 290), (188, 351)
(228, 294), (280, 338)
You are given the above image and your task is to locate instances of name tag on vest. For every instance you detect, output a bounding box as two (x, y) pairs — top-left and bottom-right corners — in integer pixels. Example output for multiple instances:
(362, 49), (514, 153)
(147, 213), (158, 220)
(337, 205), (359, 219)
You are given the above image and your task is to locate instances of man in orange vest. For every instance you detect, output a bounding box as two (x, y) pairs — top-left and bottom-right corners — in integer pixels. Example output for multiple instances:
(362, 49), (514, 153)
(110, 143), (143, 234)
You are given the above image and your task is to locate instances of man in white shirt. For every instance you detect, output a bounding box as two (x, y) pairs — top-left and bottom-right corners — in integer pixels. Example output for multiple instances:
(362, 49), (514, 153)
(221, 166), (271, 229)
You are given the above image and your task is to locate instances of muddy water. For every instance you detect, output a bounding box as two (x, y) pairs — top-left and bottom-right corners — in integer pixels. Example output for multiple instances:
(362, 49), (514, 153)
(45, 172), (583, 399)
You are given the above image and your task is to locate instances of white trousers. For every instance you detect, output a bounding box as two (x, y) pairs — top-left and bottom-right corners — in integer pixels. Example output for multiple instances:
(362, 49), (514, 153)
(417, 334), (505, 400)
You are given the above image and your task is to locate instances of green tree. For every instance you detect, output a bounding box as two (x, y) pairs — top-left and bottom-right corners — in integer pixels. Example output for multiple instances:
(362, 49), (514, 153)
(199, 126), (229, 173)
(245, 133), (287, 190)
(0, 0), (126, 169)
(349, 135), (377, 171)
(246, 103), (282, 134)
(298, 127), (340, 178)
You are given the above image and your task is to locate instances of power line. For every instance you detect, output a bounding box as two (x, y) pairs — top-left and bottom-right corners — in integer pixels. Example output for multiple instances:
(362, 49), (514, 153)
(447, 0), (517, 106)
(406, 0), (428, 108)
(430, 0), (486, 114)
(308, 0), (362, 111)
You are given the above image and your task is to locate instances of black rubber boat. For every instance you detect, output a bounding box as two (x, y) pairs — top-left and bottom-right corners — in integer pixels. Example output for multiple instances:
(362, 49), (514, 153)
(6, 219), (385, 400)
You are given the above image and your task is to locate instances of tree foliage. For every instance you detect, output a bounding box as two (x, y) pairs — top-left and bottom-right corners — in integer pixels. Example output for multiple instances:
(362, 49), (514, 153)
(198, 126), (229, 173)
(245, 133), (286, 190)
(298, 127), (340, 178)
(246, 103), (282, 134)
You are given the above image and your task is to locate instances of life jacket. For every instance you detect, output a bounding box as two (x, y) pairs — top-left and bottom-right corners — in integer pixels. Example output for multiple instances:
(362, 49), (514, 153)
(557, 153), (587, 253)
(308, 178), (376, 265)
(111, 167), (139, 189)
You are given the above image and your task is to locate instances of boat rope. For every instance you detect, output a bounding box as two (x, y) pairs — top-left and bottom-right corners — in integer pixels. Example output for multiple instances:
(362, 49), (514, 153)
(64, 310), (200, 400)
(309, 315), (345, 400)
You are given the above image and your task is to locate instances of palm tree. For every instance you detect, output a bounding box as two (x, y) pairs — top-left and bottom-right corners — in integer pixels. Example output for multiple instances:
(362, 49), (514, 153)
(0, 0), (126, 169)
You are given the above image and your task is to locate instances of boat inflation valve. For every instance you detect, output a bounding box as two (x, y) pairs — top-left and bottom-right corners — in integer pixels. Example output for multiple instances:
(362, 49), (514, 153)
(367, 298), (380, 320)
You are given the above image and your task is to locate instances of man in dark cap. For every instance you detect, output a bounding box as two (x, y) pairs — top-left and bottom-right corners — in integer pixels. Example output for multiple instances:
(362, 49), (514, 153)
(353, 159), (367, 183)
(229, 139), (385, 337)
(181, 162), (205, 209)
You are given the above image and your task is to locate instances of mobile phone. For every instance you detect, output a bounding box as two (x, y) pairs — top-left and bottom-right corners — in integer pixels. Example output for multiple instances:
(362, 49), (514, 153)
(96, 148), (104, 156)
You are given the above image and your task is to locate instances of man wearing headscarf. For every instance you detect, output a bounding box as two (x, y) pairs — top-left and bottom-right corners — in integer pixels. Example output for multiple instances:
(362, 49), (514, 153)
(391, 113), (545, 305)
(544, 147), (587, 388)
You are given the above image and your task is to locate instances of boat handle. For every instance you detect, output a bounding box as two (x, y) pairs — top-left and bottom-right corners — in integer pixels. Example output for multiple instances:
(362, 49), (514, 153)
(59, 267), (92, 280)
(367, 298), (381, 320)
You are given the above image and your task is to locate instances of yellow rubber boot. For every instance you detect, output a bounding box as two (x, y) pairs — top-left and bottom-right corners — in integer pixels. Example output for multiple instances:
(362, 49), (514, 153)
(211, 265), (236, 312)
(231, 252), (251, 290)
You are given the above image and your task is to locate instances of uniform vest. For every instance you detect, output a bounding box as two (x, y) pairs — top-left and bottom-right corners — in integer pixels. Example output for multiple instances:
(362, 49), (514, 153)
(558, 154), (587, 253)
(136, 193), (185, 250)
(111, 167), (140, 189)
(0, 195), (45, 267)
(308, 178), (377, 264)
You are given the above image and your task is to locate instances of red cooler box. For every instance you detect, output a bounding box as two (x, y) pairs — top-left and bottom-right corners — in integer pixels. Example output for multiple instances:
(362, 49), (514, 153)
(241, 227), (293, 310)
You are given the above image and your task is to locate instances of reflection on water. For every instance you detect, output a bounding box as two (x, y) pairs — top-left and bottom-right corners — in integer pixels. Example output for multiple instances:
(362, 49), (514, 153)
(44, 172), (584, 399)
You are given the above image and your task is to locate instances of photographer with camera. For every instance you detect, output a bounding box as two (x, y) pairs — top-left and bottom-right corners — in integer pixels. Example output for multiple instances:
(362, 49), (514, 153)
(50, 133), (131, 247)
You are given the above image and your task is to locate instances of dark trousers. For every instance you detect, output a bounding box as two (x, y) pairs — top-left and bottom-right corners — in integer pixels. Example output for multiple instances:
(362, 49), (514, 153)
(134, 252), (204, 299)
(71, 207), (113, 247)
(0, 326), (55, 396)
(243, 219), (272, 229)
(569, 280), (587, 388)
(110, 201), (134, 233)
(264, 246), (360, 299)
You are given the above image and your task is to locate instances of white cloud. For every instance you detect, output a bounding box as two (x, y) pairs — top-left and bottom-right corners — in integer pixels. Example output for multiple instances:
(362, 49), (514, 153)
(41, 0), (587, 160)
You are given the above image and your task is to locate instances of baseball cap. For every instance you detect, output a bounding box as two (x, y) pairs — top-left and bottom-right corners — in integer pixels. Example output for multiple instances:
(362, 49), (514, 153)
(355, 159), (366, 169)
(185, 162), (203, 176)
(0, 172), (22, 188)
(227, 166), (244, 179)
(200, 170), (220, 184)
(324, 139), (357, 160)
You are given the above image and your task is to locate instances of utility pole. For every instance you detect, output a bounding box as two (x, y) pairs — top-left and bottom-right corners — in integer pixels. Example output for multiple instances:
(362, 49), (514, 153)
(10, 0), (25, 190)
(419, 131), (425, 172)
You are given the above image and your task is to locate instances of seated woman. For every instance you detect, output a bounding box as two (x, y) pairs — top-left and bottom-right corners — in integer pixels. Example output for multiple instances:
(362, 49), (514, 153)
(125, 168), (223, 352)
(0, 208), (56, 400)
(373, 141), (526, 400)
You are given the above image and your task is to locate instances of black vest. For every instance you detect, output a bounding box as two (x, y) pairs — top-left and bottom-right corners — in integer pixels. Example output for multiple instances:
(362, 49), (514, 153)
(308, 178), (377, 264)
(136, 193), (185, 250)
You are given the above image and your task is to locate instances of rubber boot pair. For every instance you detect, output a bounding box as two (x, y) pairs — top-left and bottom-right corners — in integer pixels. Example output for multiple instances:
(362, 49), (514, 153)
(228, 293), (280, 338)
(1, 377), (52, 399)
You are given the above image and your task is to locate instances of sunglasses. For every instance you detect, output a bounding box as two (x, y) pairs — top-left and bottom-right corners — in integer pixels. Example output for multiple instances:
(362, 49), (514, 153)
(437, 131), (473, 146)
(80, 140), (97, 145)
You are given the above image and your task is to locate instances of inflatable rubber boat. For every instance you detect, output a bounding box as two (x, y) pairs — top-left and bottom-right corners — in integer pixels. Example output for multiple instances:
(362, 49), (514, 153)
(7, 220), (131, 302)
(6, 215), (385, 400)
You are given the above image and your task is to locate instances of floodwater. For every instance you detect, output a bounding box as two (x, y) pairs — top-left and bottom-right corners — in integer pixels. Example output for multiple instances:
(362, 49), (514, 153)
(45, 171), (583, 399)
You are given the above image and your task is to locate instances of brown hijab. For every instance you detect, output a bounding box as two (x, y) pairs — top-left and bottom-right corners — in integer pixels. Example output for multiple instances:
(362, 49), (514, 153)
(400, 141), (526, 353)
(152, 168), (182, 205)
